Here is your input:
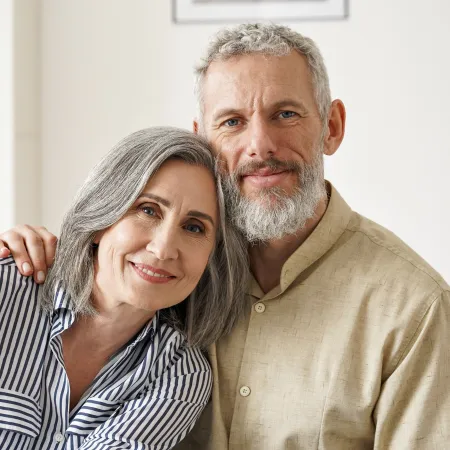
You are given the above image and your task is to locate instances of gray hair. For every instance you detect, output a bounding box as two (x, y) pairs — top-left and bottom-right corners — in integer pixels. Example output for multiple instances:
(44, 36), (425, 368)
(195, 23), (331, 124)
(41, 127), (249, 348)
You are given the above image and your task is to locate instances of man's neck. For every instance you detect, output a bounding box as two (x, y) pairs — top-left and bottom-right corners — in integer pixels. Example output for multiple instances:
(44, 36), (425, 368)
(249, 195), (328, 294)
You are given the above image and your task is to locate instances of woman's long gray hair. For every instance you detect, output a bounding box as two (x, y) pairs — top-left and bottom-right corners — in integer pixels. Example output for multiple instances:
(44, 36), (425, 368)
(41, 127), (249, 348)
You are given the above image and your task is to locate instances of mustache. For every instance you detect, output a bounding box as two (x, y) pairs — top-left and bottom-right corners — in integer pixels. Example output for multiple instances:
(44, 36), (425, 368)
(230, 158), (303, 180)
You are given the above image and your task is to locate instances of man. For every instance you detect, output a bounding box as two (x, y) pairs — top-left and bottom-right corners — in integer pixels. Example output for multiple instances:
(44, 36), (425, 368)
(1, 24), (449, 449)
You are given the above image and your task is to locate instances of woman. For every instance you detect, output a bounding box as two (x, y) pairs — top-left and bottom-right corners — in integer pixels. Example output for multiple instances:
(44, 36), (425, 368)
(0, 127), (248, 449)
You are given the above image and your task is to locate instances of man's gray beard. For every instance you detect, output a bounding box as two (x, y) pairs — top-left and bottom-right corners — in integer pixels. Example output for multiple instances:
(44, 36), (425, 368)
(221, 151), (326, 243)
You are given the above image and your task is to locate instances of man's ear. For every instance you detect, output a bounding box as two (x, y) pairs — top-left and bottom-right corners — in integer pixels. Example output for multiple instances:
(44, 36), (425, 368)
(323, 99), (346, 156)
(193, 120), (199, 134)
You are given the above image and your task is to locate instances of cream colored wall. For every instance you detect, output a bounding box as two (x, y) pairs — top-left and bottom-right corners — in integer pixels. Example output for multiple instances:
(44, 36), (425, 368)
(0, 0), (41, 231)
(39, 0), (450, 279)
(0, 0), (14, 231)
(14, 0), (41, 225)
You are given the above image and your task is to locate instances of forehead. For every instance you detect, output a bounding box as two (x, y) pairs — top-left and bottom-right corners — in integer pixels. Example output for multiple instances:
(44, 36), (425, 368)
(201, 51), (316, 115)
(143, 159), (217, 209)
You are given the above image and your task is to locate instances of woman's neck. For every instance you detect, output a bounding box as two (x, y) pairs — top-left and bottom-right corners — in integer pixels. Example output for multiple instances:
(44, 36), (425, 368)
(65, 303), (155, 356)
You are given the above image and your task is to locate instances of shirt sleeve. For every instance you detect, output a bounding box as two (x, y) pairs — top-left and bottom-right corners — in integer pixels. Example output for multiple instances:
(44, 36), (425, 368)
(373, 288), (450, 448)
(79, 343), (212, 450)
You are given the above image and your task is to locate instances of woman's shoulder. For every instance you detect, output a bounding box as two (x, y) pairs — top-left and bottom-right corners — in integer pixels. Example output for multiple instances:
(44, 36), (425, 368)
(0, 255), (17, 268)
(153, 321), (211, 373)
(0, 255), (40, 306)
(0, 255), (38, 286)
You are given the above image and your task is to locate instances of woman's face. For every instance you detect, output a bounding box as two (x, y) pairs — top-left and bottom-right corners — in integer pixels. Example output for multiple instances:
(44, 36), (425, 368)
(93, 159), (218, 316)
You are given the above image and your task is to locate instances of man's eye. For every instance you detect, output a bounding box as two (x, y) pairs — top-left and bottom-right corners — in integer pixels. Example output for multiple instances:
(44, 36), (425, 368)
(224, 118), (240, 127)
(184, 223), (204, 234)
(278, 111), (297, 119)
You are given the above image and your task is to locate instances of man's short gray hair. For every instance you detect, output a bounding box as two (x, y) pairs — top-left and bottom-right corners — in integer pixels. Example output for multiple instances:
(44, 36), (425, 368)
(41, 127), (248, 348)
(195, 23), (331, 124)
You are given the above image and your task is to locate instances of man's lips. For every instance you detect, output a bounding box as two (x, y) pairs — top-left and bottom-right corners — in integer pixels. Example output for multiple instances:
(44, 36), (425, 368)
(242, 168), (286, 177)
(241, 169), (291, 188)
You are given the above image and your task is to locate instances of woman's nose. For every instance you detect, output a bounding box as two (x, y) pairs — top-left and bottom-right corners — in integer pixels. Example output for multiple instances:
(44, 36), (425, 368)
(145, 225), (179, 261)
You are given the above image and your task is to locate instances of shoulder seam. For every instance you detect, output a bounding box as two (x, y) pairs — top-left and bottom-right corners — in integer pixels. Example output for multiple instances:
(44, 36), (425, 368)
(345, 226), (447, 291)
(391, 288), (444, 373)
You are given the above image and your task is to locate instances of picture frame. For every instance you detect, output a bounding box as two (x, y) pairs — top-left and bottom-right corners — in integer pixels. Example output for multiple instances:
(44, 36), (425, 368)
(173, 0), (349, 24)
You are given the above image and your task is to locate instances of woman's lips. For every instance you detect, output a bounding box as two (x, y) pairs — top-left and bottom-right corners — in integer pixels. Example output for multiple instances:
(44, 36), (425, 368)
(131, 263), (176, 284)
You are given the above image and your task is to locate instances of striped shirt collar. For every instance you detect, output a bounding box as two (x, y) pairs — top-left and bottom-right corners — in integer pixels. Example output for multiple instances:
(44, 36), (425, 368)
(50, 282), (158, 345)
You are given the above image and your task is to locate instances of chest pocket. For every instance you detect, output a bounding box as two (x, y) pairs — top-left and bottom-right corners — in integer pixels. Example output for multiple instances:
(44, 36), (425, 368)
(0, 389), (42, 438)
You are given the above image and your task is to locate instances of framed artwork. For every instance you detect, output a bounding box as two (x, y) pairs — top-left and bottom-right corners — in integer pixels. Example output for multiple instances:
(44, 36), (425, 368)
(173, 0), (349, 24)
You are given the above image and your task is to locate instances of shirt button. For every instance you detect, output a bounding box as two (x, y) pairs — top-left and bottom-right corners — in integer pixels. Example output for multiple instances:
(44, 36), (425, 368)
(239, 386), (251, 397)
(54, 433), (64, 443)
(254, 302), (266, 313)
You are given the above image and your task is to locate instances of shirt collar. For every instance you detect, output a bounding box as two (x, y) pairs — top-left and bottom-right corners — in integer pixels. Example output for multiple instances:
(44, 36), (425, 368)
(51, 282), (158, 344)
(248, 183), (353, 298)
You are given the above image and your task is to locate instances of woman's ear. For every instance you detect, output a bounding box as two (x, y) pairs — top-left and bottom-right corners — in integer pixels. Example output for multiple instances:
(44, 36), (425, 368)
(92, 231), (104, 247)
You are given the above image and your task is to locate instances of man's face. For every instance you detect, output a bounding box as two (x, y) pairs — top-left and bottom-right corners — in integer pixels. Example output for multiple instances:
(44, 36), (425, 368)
(198, 51), (328, 241)
(200, 51), (325, 197)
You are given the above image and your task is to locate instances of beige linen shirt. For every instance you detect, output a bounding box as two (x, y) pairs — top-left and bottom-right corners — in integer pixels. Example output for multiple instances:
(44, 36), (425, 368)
(177, 185), (450, 449)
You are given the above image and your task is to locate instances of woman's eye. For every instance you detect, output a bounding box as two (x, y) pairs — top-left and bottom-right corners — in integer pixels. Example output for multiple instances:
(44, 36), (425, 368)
(224, 118), (240, 127)
(184, 223), (204, 234)
(141, 205), (157, 216)
(278, 111), (297, 119)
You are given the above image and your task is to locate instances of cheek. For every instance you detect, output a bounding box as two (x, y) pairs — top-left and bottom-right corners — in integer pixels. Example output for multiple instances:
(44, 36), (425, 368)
(185, 244), (215, 284)
(211, 134), (241, 172)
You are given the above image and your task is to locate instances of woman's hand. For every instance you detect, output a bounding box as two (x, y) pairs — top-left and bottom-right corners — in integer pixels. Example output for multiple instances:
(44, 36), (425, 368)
(0, 225), (58, 283)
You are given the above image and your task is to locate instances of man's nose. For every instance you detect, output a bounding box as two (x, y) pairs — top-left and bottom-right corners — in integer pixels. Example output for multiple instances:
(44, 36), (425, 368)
(245, 118), (277, 160)
(145, 224), (179, 261)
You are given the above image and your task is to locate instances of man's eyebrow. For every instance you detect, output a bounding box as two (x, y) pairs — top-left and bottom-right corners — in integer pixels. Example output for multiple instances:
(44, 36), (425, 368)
(212, 107), (242, 122)
(212, 100), (309, 122)
(138, 193), (215, 226)
(271, 99), (309, 114)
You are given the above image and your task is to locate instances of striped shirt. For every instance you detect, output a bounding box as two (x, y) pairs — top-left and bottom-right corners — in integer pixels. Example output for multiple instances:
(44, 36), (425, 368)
(0, 256), (212, 449)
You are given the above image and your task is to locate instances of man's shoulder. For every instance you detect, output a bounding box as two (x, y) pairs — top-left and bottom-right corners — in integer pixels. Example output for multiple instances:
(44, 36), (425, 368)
(343, 212), (448, 293)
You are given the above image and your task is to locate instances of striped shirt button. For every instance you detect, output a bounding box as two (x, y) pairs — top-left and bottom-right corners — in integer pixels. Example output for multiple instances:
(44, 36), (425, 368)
(54, 433), (64, 443)
(240, 386), (251, 397)
(254, 302), (266, 313)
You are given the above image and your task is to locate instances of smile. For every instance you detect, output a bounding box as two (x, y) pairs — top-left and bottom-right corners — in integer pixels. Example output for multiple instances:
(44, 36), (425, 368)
(140, 267), (169, 278)
(131, 263), (176, 284)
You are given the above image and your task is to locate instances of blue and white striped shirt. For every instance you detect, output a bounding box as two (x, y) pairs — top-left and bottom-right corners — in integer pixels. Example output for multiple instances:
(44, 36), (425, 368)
(0, 256), (212, 449)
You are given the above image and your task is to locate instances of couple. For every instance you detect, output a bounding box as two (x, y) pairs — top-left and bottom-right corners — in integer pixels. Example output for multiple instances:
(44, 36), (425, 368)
(1, 23), (449, 449)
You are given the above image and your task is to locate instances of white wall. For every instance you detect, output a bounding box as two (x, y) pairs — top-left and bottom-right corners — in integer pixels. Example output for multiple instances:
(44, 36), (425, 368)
(14, 0), (41, 224)
(40, 0), (450, 280)
(0, 0), (41, 232)
(0, 0), (14, 232)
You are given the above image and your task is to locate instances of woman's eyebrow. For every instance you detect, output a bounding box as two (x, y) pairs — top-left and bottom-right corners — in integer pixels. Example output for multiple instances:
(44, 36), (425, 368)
(138, 193), (215, 226)
(187, 211), (215, 227)
(138, 193), (170, 207)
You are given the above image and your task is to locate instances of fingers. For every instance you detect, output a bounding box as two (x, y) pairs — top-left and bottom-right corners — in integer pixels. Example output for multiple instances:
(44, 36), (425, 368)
(0, 229), (35, 276)
(0, 241), (11, 258)
(0, 225), (57, 283)
(34, 226), (58, 267)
